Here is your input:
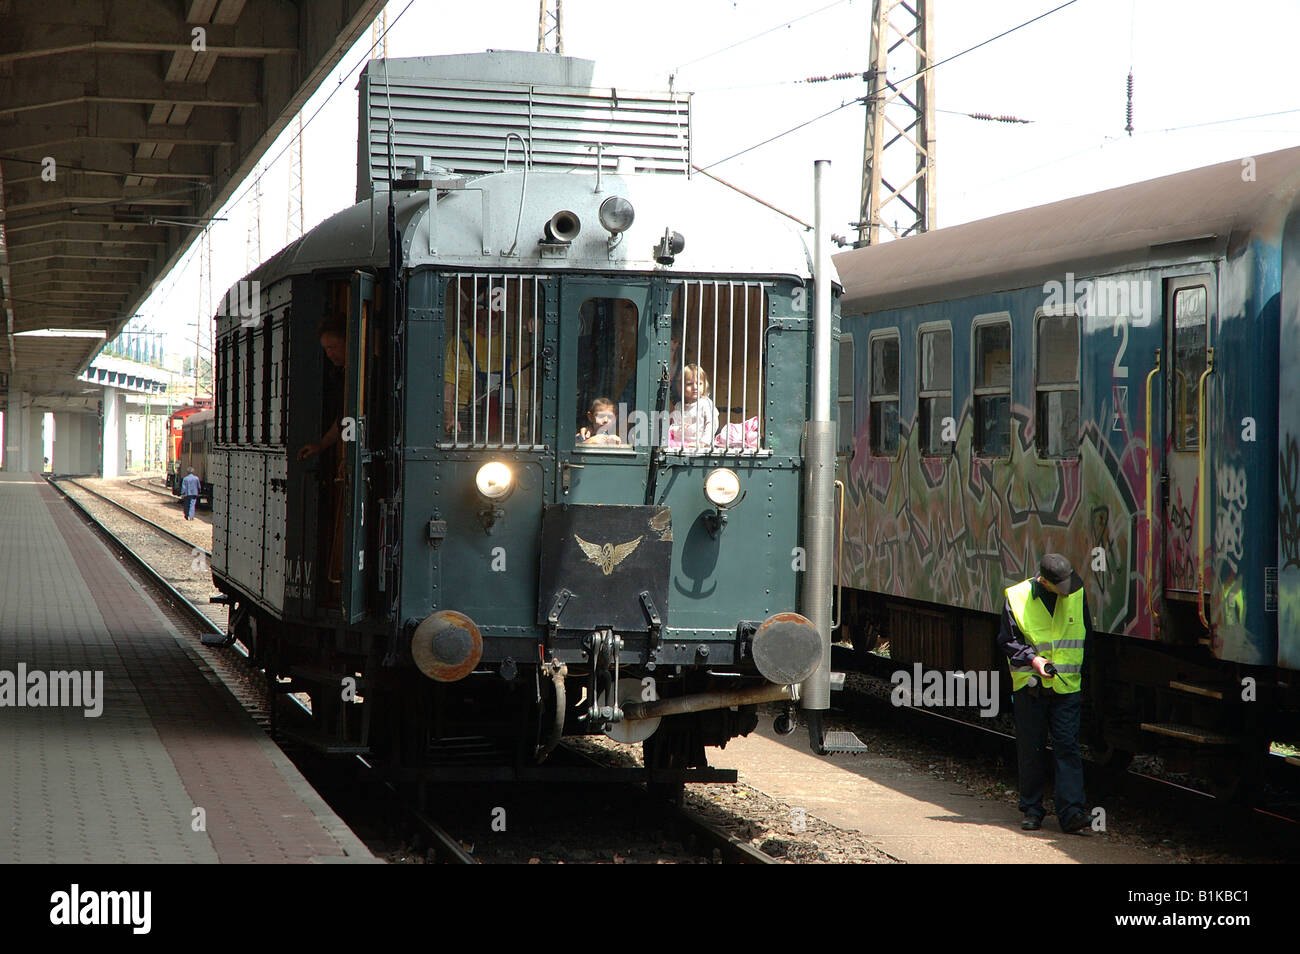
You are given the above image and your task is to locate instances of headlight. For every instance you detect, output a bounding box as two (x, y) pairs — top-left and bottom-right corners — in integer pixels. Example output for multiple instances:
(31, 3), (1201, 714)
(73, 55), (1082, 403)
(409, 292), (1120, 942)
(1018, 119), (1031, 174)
(704, 468), (741, 507)
(475, 461), (514, 500)
(599, 195), (635, 234)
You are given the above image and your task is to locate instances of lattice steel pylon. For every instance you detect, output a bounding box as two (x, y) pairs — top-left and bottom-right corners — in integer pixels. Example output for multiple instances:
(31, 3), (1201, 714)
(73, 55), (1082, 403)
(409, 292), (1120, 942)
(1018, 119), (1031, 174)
(371, 4), (388, 59)
(286, 113), (304, 244)
(856, 0), (936, 246)
(246, 163), (262, 273)
(537, 0), (564, 54)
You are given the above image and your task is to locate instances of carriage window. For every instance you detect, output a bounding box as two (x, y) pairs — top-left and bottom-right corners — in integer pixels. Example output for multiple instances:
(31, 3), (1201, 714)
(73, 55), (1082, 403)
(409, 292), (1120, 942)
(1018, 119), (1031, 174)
(669, 282), (769, 453)
(244, 330), (255, 443)
(1036, 314), (1079, 458)
(261, 321), (273, 446)
(869, 333), (900, 457)
(918, 328), (952, 456)
(230, 330), (241, 444)
(974, 320), (1011, 457)
(575, 298), (639, 451)
(837, 334), (855, 455)
(215, 338), (226, 443)
(442, 274), (544, 449)
(1173, 285), (1208, 451)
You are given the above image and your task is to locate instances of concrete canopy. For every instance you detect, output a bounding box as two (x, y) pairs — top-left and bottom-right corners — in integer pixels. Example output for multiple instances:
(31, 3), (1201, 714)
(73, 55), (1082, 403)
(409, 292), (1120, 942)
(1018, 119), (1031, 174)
(0, 0), (386, 407)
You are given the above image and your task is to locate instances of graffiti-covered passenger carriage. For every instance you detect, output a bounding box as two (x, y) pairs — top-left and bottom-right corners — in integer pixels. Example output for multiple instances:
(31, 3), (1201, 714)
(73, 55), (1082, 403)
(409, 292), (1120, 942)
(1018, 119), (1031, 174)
(833, 146), (1300, 796)
(206, 52), (846, 782)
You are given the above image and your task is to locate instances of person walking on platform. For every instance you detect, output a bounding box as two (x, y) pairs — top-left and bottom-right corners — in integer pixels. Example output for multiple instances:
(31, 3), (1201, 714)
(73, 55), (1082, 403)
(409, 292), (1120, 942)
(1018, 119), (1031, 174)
(181, 467), (201, 521)
(998, 553), (1093, 833)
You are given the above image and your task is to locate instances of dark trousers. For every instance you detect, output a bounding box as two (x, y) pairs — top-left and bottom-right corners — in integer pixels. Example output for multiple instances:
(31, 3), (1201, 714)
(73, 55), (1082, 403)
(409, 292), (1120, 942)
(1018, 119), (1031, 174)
(183, 494), (197, 520)
(1013, 688), (1086, 824)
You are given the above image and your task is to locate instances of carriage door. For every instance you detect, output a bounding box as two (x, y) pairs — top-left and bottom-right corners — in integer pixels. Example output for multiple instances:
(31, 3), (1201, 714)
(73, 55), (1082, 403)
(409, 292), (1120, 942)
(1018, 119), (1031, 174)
(1163, 275), (1214, 598)
(555, 280), (650, 504)
(341, 271), (374, 623)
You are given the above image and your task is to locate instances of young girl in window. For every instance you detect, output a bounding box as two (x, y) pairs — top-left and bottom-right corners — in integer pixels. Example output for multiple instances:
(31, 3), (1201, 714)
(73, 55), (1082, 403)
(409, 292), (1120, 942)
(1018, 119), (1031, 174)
(668, 364), (718, 450)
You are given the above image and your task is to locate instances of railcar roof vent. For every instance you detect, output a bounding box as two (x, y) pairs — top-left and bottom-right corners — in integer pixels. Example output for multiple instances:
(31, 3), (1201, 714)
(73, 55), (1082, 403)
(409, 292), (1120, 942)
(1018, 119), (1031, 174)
(356, 51), (692, 202)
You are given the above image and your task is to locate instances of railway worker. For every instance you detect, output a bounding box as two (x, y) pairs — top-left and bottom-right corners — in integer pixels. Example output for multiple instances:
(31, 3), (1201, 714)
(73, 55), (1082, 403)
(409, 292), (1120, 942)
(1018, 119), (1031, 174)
(297, 314), (350, 602)
(296, 315), (347, 462)
(181, 467), (201, 521)
(998, 553), (1094, 834)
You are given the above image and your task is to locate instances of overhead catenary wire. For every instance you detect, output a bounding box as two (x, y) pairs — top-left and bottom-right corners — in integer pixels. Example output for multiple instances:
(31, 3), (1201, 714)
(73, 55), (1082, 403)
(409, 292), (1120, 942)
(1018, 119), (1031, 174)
(699, 0), (1084, 169)
(129, 1), (416, 336)
(673, 0), (854, 73)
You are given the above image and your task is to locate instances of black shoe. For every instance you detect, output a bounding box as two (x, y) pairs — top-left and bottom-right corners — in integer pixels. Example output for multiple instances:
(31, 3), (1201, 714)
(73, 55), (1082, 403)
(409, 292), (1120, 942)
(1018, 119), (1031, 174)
(1021, 815), (1043, 831)
(1061, 813), (1089, 834)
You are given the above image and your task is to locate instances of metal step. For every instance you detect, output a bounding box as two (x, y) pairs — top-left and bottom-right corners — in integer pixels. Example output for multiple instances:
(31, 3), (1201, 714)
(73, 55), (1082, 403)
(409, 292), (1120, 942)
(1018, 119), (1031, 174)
(1167, 680), (1224, 700)
(820, 730), (869, 754)
(1140, 722), (1239, 746)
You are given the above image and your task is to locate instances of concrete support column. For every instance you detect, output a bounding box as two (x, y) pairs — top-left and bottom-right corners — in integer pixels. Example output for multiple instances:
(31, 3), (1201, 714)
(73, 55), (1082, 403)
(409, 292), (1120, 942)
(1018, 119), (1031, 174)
(28, 411), (44, 471)
(102, 387), (127, 479)
(3, 389), (33, 472)
(82, 412), (101, 476)
(53, 412), (96, 474)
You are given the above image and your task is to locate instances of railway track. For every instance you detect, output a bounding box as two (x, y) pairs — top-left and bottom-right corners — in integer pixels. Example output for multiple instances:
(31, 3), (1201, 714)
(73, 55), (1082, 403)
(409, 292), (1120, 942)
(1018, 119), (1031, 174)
(129, 474), (183, 501)
(46, 475), (779, 865)
(61, 476), (211, 558)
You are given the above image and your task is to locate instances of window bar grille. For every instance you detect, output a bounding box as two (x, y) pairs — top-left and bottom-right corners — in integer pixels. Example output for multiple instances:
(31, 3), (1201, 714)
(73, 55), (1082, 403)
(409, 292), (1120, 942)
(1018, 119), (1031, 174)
(753, 282), (764, 458)
(741, 283), (750, 453)
(446, 273), (546, 450)
(727, 281), (736, 450)
(473, 274), (481, 445)
(452, 275), (463, 444)
(712, 280), (722, 454)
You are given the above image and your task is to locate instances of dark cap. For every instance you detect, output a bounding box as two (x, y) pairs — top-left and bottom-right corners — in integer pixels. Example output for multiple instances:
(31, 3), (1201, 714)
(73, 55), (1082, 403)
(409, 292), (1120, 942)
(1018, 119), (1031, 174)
(1038, 553), (1073, 585)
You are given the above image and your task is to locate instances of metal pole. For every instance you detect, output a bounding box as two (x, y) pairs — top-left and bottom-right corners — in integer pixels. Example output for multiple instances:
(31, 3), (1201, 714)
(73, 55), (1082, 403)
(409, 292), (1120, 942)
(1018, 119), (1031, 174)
(800, 159), (836, 723)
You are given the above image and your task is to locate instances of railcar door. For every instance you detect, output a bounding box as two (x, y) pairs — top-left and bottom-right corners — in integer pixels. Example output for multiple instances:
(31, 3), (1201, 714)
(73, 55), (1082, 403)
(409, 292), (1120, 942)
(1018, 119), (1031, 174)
(555, 279), (654, 504)
(1163, 274), (1216, 600)
(341, 271), (374, 623)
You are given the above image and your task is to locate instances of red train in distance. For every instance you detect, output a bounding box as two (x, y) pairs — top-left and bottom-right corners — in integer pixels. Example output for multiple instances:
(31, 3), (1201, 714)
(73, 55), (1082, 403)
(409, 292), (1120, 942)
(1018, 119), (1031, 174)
(166, 399), (211, 492)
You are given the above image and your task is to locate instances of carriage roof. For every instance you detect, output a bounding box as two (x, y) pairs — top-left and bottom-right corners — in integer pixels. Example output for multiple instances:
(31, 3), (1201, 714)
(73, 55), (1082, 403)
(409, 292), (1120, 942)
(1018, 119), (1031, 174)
(834, 144), (1300, 315)
(238, 168), (826, 297)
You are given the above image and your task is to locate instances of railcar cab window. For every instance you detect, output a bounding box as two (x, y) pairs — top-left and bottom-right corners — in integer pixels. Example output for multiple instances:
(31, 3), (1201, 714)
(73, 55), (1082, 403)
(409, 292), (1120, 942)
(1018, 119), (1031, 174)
(575, 298), (638, 451)
(1173, 285), (1208, 450)
(837, 334), (855, 455)
(1035, 312), (1080, 458)
(973, 318), (1012, 458)
(442, 275), (543, 448)
(918, 327), (953, 456)
(667, 281), (769, 453)
(869, 332), (900, 457)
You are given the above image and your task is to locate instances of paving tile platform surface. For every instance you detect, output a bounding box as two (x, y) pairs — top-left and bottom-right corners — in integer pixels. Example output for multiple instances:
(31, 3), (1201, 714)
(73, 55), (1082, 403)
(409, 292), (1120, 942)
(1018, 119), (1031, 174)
(712, 719), (1161, 863)
(0, 472), (374, 864)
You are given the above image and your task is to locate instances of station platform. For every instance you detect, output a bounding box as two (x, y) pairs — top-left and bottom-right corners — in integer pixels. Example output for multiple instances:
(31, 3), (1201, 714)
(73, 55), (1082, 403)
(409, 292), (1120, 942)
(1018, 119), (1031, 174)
(713, 720), (1158, 863)
(0, 472), (373, 863)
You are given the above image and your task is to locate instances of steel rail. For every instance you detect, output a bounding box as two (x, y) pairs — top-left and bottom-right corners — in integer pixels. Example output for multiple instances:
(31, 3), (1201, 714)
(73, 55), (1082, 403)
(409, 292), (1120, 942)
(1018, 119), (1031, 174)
(61, 476), (211, 558)
(48, 475), (224, 639)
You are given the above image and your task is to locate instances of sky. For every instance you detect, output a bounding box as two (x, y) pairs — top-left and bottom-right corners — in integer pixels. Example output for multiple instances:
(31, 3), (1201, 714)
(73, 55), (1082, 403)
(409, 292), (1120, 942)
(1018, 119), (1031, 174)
(131, 0), (1300, 363)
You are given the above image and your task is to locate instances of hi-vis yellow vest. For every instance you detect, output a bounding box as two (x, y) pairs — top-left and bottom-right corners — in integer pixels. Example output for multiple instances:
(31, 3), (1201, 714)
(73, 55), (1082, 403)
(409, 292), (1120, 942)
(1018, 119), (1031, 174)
(1005, 579), (1085, 694)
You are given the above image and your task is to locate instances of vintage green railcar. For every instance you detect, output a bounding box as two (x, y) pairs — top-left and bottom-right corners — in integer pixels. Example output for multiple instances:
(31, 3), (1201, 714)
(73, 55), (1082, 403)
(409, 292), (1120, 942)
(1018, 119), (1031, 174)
(208, 53), (845, 781)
